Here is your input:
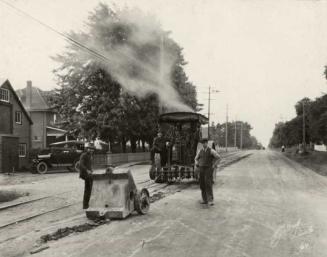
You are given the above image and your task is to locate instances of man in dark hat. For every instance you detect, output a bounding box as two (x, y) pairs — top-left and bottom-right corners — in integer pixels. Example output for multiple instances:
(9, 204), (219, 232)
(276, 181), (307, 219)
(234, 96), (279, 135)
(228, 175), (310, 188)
(151, 131), (167, 171)
(195, 138), (221, 206)
(79, 143), (95, 209)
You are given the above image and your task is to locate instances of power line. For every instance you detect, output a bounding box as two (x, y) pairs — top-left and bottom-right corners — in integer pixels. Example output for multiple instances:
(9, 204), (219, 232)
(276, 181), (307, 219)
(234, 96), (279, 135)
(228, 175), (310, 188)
(0, 0), (111, 64)
(1, 0), (171, 107)
(1, 0), (171, 91)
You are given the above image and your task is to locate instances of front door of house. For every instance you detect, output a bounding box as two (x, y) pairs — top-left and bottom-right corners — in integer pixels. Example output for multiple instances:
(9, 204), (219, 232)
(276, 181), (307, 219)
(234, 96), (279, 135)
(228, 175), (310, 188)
(1, 136), (19, 173)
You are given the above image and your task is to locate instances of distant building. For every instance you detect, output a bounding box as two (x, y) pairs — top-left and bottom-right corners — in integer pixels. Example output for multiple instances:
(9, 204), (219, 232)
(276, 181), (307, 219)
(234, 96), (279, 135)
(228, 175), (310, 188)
(16, 81), (66, 149)
(0, 79), (33, 172)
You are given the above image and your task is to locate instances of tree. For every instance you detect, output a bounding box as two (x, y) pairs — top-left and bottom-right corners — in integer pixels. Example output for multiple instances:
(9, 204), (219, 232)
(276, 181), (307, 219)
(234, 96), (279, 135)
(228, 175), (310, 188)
(295, 97), (312, 116)
(51, 4), (197, 151)
(307, 94), (327, 144)
(212, 121), (259, 149)
(270, 97), (312, 148)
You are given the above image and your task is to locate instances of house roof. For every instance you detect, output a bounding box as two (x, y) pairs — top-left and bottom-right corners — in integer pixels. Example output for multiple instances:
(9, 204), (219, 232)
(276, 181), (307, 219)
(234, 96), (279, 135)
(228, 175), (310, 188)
(16, 86), (52, 111)
(0, 79), (33, 124)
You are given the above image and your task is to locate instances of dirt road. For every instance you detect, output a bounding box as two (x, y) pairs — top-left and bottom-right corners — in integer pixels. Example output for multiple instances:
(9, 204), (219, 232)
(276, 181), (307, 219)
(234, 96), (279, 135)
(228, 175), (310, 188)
(0, 151), (247, 257)
(23, 150), (327, 257)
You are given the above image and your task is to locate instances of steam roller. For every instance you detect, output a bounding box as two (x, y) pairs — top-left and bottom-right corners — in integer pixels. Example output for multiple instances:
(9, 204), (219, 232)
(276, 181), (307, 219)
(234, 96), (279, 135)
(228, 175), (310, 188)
(86, 167), (150, 220)
(149, 111), (209, 183)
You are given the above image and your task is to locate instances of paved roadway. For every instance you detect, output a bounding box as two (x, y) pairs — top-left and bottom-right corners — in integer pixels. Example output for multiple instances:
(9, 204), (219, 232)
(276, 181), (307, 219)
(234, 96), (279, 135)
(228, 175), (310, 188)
(32, 150), (327, 257)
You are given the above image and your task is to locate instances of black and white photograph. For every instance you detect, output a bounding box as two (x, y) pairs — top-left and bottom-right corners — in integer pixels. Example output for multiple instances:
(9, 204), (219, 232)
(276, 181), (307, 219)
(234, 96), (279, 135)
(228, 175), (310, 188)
(1, 0), (327, 256)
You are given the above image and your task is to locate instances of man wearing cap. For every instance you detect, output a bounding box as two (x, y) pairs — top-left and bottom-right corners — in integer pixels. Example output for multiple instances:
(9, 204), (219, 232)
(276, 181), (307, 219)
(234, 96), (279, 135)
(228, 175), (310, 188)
(195, 138), (221, 206)
(79, 143), (95, 209)
(151, 132), (166, 171)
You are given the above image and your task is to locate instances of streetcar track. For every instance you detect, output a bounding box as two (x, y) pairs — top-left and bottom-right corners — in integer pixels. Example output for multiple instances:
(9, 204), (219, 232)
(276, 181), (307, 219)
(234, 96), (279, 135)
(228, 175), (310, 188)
(0, 202), (79, 230)
(0, 190), (75, 212)
(0, 183), (186, 245)
(0, 179), (172, 231)
(0, 153), (249, 233)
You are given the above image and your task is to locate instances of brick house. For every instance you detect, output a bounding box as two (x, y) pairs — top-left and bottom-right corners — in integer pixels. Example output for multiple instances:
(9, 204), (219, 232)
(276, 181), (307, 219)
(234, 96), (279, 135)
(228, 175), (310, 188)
(16, 81), (66, 149)
(0, 79), (33, 172)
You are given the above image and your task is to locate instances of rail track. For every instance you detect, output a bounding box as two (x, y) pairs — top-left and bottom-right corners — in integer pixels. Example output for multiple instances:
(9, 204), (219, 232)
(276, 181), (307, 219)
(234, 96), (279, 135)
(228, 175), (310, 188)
(0, 177), (175, 233)
(0, 151), (250, 245)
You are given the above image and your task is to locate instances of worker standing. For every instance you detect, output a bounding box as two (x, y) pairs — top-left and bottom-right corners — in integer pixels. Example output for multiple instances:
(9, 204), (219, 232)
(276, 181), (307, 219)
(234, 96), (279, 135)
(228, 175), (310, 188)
(195, 138), (221, 206)
(79, 143), (95, 209)
(151, 132), (166, 171)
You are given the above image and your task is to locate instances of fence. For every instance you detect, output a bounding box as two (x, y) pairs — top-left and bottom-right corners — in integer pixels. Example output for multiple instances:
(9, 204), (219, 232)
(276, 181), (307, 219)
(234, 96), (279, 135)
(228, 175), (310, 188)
(216, 147), (238, 153)
(93, 152), (151, 167)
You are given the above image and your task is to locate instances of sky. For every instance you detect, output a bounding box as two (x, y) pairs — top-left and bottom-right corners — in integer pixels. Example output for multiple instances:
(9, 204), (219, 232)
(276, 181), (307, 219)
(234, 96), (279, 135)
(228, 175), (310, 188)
(1, 0), (327, 146)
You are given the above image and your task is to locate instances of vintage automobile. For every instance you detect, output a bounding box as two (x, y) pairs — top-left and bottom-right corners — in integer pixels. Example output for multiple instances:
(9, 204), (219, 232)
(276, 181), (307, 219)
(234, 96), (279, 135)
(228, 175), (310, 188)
(149, 111), (208, 182)
(31, 141), (85, 174)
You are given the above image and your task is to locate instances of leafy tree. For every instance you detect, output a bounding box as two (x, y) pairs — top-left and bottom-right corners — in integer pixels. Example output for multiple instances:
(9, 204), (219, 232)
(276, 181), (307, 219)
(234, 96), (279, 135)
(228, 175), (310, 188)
(212, 121), (259, 149)
(295, 97), (312, 116)
(270, 98), (312, 148)
(307, 94), (327, 144)
(51, 4), (197, 151)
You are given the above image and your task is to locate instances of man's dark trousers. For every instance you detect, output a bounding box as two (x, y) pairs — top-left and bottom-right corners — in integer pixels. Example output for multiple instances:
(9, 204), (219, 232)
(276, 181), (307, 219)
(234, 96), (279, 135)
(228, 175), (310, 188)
(83, 176), (93, 209)
(199, 166), (213, 203)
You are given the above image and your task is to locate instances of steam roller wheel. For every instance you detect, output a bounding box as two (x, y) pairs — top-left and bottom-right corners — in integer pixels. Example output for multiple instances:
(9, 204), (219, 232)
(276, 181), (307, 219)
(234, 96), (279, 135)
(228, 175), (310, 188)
(149, 166), (156, 180)
(154, 174), (166, 183)
(135, 188), (150, 215)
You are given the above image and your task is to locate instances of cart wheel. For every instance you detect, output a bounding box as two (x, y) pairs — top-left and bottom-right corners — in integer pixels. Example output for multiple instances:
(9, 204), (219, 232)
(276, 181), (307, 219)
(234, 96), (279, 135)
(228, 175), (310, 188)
(135, 188), (150, 215)
(36, 162), (48, 174)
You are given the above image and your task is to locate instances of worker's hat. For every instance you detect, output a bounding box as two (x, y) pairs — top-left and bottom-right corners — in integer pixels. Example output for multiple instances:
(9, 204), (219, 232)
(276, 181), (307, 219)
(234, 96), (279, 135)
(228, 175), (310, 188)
(201, 138), (209, 143)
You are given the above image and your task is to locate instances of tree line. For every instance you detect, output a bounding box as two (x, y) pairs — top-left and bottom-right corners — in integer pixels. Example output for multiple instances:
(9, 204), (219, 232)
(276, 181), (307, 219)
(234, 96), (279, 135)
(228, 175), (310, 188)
(270, 89), (327, 148)
(210, 121), (262, 149)
(48, 4), (198, 153)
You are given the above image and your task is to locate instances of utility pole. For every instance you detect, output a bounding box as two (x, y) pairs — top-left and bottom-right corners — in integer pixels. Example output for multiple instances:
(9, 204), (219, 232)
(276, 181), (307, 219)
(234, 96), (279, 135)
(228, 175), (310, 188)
(208, 85), (211, 139)
(234, 119), (237, 148)
(225, 104), (228, 152)
(207, 86), (220, 140)
(159, 33), (165, 114)
(302, 101), (306, 152)
(240, 122), (243, 150)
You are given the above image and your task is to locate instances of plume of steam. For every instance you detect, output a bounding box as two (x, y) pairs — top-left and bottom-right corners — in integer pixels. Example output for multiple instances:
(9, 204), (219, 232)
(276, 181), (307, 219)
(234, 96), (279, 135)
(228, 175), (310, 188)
(75, 6), (192, 112)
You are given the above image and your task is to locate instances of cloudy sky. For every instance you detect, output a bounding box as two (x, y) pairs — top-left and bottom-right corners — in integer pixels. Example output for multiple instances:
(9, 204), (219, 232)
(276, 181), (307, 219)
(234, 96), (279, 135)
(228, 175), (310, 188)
(1, 0), (327, 146)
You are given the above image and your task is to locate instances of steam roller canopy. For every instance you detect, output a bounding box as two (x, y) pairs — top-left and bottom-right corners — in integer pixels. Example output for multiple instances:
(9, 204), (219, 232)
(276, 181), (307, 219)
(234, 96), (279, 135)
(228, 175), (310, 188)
(86, 169), (150, 220)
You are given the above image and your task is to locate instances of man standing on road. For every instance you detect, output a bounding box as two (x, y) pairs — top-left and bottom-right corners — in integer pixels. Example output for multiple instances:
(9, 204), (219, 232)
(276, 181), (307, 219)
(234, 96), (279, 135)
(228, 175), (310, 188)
(79, 143), (95, 209)
(151, 132), (166, 171)
(195, 138), (221, 206)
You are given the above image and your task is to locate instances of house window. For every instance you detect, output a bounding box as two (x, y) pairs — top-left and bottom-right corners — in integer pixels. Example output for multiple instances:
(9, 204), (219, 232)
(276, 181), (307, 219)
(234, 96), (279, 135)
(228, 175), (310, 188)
(0, 88), (9, 102)
(15, 111), (22, 124)
(19, 143), (27, 157)
(33, 136), (41, 141)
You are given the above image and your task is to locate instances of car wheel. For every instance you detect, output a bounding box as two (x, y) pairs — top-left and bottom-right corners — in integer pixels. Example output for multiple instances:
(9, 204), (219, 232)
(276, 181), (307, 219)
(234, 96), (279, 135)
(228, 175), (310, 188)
(36, 162), (48, 174)
(74, 160), (80, 173)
